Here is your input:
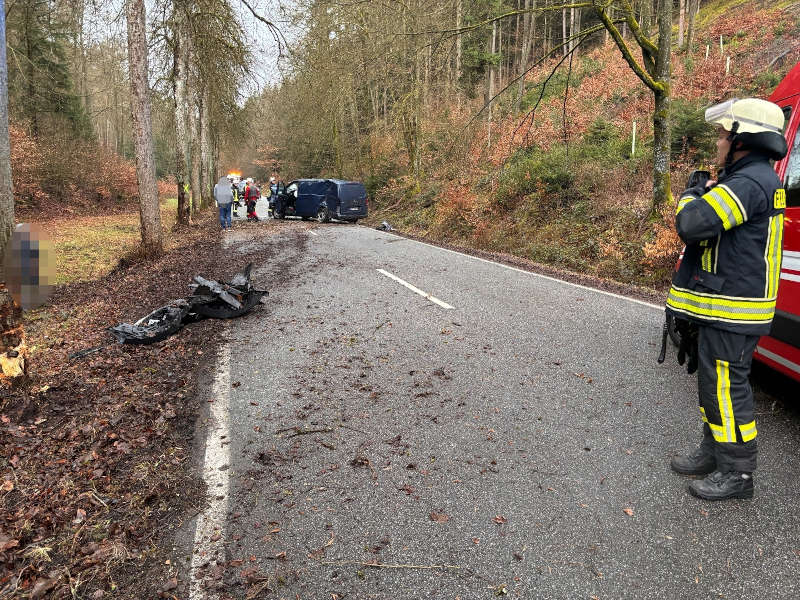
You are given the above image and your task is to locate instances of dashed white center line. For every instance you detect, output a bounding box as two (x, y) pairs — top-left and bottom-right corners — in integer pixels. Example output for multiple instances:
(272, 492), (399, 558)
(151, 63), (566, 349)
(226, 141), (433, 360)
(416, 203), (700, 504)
(189, 341), (231, 599)
(377, 268), (454, 309)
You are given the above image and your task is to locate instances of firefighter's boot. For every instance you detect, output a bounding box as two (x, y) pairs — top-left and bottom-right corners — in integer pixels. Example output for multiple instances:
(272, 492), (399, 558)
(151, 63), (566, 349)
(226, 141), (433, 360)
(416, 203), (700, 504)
(688, 470), (754, 500)
(670, 441), (716, 476)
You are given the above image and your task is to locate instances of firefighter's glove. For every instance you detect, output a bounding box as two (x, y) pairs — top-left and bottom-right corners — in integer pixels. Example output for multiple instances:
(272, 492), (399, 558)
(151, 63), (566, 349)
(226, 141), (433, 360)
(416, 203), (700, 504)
(675, 318), (699, 375)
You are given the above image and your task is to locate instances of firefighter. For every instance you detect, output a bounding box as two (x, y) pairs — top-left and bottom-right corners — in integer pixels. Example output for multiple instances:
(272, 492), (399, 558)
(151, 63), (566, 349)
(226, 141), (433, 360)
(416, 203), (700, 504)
(667, 98), (788, 500)
(230, 176), (241, 213)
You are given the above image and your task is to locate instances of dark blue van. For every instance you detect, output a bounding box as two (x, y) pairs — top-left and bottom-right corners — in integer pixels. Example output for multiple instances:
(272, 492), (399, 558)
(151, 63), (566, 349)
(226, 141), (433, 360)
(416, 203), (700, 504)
(273, 179), (368, 223)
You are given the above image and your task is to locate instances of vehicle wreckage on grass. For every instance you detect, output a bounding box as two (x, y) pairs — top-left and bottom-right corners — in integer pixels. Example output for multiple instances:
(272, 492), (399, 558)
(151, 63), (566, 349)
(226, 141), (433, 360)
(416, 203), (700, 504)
(106, 263), (267, 346)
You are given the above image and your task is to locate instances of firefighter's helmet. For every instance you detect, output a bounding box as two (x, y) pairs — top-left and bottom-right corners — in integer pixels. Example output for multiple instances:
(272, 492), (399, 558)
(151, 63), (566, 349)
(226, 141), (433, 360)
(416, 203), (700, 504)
(705, 98), (788, 161)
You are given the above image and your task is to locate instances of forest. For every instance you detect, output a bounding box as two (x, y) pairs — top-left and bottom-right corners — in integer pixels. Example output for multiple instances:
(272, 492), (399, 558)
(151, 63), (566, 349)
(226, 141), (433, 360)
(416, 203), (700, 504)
(2, 0), (797, 288)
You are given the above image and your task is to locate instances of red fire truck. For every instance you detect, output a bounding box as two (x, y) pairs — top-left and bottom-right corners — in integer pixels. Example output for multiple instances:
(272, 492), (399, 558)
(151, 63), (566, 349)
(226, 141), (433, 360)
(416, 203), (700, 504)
(754, 61), (800, 382)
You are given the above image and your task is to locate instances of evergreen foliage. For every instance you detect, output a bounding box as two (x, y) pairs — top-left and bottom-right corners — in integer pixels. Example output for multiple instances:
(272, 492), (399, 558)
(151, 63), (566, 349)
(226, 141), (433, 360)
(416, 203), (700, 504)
(5, 0), (91, 138)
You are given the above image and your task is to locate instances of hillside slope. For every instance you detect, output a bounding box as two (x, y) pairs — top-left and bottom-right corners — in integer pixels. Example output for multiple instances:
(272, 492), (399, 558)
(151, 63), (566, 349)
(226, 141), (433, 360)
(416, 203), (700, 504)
(366, 0), (800, 290)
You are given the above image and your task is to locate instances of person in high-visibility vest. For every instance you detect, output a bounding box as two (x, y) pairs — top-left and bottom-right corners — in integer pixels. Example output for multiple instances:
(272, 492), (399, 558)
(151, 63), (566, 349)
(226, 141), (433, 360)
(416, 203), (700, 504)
(667, 98), (788, 501)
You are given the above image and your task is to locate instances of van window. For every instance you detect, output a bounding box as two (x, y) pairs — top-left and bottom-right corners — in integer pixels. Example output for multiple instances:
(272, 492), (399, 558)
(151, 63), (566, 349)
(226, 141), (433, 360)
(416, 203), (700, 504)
(785, 118), (800, 208)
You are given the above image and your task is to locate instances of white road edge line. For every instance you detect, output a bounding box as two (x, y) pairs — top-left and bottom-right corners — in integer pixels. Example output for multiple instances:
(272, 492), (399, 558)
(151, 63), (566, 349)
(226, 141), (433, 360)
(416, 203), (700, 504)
(377, 268), (454, 309)
(189, 341), (231, 600)
(308, 230), (319, 236)
(375, 230), (663, 311)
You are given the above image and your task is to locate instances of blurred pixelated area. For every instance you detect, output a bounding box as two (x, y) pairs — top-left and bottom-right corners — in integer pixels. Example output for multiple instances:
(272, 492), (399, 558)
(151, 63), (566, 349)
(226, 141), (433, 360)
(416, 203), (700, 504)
(2, 224), (55, 384)
(3, 223), (55, 310)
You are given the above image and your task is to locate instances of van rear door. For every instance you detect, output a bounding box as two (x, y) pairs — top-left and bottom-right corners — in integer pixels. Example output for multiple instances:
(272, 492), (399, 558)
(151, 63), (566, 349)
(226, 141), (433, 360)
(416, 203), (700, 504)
(337, 182), (368, 217)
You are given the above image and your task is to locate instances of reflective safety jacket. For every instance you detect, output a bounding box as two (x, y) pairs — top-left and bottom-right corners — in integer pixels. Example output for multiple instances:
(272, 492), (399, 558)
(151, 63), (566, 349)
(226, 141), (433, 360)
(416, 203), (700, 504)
(666, 153), (786, 335)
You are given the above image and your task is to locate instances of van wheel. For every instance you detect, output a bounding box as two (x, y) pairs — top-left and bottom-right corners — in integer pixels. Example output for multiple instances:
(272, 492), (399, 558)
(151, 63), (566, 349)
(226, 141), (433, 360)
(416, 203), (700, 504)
(273, 208), (285, 220)
(317, 205), (331, 223)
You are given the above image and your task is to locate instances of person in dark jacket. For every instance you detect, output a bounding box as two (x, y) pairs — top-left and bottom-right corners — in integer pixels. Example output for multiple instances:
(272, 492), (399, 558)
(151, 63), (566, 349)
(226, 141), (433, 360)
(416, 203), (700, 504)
(667, 98), (788, 501)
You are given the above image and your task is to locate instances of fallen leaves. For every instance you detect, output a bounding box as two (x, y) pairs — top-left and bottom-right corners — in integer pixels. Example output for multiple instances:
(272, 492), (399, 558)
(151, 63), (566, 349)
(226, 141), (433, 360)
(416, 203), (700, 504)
(429, 512), (450, 524)
(493, 515), (507, 525)
(0, 210), (283, 597)
(623, 507), (634, 517)
(0, 530), (20, 552)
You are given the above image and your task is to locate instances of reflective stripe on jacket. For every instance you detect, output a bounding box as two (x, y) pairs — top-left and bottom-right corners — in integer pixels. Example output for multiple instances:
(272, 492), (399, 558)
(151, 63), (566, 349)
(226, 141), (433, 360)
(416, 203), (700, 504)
(666, 153), (785, 335)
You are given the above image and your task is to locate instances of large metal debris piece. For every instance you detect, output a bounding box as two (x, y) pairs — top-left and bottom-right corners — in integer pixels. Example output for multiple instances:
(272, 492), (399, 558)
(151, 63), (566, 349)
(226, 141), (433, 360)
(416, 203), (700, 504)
(191, 276), (243, 309)
(107, 264), (268, 346)
(109, 299), (193, 345)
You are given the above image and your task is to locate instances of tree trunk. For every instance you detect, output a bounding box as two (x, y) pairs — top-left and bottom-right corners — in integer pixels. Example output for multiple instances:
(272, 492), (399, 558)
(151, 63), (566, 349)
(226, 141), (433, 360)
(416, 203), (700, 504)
(562, 7), (568, 55)
(678, 0), (685, 48)
(125, 0), (163, 255)
(685, 0), (698, 51)
(199, 89), (211, 209)
(487, 20), (497, 149)
(172, 8), (190, 226)
(569, 7), (575, 52)
(455, 0), (462, 86)
(0, 4), (14, 275)
(513, 0), (521, 73)
(652, 0), (673, 217)
(0, 0), (22, 365)
(515, 0), (533, 111)
(544, 11), (550, 54)
(24, 4), (39, 138)
(640, 0), (651, 35)
(499, 22), (505, 89)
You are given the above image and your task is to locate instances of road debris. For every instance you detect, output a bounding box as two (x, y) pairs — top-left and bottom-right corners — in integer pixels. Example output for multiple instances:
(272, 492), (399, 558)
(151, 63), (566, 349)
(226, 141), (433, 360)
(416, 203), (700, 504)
(105, 263), (267, 346)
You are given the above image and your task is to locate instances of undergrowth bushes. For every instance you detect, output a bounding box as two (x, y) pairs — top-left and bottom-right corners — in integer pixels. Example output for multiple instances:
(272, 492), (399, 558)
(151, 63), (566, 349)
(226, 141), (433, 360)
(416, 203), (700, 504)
(11, 124), (171, 213)
(365, 1), (799, 290)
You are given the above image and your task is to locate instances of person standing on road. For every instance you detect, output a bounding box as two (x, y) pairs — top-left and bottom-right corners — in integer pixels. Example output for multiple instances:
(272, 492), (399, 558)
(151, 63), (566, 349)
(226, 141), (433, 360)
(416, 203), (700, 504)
(244, 177), (260, 221)
(214, 176), (234, 231)
(269, 177), (278, 216)
(231, 177), (241, 214)
(666, 98), (788, 501)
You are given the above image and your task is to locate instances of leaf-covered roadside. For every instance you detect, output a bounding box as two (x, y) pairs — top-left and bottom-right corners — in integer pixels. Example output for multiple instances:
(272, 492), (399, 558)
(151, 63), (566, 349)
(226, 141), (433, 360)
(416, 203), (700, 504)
(0, 212), (277, 599)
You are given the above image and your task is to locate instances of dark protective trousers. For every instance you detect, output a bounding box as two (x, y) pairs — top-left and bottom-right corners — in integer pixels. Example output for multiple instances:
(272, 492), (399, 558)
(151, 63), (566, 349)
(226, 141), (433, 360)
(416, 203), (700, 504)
(696, 326), (759, 473)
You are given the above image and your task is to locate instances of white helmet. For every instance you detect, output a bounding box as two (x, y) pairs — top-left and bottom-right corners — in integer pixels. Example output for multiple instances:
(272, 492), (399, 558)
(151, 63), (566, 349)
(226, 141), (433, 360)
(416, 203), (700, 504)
(246, 177), (254, 183)
(705, 98), (784, 135)
(705, 98), (788, 161)
(270, 177), (276, 183)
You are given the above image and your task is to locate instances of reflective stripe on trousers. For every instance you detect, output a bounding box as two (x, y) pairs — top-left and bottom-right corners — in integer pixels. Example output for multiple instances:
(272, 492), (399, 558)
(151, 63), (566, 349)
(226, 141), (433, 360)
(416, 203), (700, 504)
(696, 326), (759, 472)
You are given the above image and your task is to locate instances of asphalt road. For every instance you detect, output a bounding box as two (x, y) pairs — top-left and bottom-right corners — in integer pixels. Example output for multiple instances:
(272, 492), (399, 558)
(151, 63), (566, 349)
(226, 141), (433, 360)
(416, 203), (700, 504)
(184, 222), (800, 600)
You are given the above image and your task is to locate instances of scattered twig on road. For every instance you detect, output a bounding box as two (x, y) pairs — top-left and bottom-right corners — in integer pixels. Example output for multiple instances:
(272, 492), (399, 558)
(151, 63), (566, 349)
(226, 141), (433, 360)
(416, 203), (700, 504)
(319, 559), (460, 571)
(337, 423), (370, 435)
(288, 428), (334, 438)
(245, 580), (272, 599)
